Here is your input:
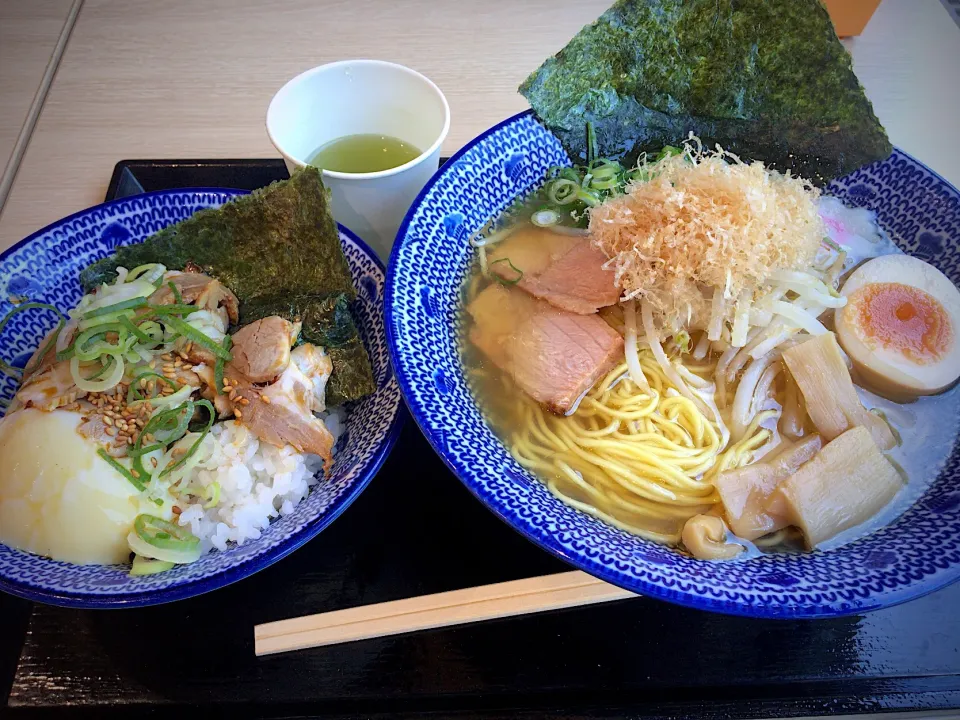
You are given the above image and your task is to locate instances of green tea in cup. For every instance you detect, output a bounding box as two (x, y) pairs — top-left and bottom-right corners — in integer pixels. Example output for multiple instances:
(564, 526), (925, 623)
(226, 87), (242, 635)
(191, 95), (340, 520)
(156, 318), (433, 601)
(308, 134), (421, 174)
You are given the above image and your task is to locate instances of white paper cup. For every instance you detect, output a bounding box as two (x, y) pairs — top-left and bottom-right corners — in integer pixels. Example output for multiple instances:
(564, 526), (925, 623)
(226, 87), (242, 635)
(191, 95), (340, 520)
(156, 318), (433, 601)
(266, 60), (450, 261)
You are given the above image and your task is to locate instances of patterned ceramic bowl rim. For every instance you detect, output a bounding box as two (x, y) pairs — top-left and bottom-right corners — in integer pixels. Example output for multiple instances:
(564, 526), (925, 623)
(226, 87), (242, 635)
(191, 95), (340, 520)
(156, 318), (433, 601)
(386, 109), (960, 619)
(0, 188), (404, 608)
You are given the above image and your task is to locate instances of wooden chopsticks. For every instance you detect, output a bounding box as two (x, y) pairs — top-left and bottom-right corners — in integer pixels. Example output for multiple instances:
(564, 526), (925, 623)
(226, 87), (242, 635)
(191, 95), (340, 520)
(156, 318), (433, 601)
(254, 570), (635, 656)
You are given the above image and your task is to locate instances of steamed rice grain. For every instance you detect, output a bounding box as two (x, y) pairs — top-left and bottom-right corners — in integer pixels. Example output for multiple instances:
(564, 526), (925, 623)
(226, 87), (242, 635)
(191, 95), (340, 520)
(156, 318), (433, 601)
(176, 407), (345, 553)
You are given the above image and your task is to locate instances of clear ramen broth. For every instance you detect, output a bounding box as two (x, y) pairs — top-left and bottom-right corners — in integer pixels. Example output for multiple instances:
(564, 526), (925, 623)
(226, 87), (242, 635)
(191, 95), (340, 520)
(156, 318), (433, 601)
(458, 151), (960, 562)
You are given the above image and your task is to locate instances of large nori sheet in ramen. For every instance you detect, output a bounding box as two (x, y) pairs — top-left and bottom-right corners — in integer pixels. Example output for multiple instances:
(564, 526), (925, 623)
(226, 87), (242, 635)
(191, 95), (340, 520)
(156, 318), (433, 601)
(520, 0), (892, 184)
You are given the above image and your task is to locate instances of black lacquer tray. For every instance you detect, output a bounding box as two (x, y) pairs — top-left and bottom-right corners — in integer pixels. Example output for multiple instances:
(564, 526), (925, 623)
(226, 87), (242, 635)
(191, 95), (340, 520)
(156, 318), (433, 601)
(2, 160), (960, 719)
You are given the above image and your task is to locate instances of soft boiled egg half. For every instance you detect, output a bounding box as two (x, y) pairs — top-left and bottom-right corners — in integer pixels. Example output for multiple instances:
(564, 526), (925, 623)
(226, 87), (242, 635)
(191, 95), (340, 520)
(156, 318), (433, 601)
(836, 254), (960, 400)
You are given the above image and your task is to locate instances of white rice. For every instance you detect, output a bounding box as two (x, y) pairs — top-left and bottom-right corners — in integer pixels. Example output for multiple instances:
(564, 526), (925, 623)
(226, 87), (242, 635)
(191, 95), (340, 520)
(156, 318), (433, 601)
(175, 407), (346, 553)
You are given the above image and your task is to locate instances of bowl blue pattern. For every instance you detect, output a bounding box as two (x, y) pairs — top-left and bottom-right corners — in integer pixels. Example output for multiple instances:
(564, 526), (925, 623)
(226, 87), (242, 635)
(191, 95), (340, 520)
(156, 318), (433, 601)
(0, 189), (403, 608)
(386, 110), (960, 619)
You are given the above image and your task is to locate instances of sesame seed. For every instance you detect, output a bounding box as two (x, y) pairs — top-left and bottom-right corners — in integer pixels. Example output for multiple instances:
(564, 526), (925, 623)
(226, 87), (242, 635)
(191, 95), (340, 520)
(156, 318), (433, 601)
(105, 427), (116, 436)
(150, 458), (158, 468)
(172, 506), (182, 515)
(103, 416), (114, 426)
(240, 398), (250, 406)
(234, 408), (242, 419)
(130, 469), (140, 479)
(127, 436), (134, 445)
(260, 394), (270, 404)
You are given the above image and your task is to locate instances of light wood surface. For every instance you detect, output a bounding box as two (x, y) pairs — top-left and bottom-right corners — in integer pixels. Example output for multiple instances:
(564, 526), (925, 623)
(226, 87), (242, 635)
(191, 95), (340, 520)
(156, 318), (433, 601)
(0, 0), (76, 179)
(255, 570), (634, 656)
(1, 0), (959, 252)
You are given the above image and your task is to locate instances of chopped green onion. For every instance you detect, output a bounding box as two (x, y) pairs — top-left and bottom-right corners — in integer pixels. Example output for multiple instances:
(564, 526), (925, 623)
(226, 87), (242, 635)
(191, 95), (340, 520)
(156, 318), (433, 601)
(147, 304), (201, 316)
(162, 316), (232, 360)
(822, 236), (843, 253)
(214, 335), (232, 394)
(0, 303), (66, 379)
(161, 399), (215, 477)
(131, 401), (193, 478)
(489, 257), (524, 286)
(82, 356), (116, 381)
(128, 442), (165, 457)
(167, 281), (183, 304)
(531, 209), (561, 228)
(203, 481), (221, 509)
(82, 296), (147, 320)
(118, 315), (151, 344)
(126, 264), (166, 284)
(97, 449), (146, 492)
(73, 323), (127, 361)
(134, 514), (200, 551)
(71, 353), (125, 393)
(546, 178), (580, 205)
(654, 145), (683, 162)
(129, 555), (175, 576)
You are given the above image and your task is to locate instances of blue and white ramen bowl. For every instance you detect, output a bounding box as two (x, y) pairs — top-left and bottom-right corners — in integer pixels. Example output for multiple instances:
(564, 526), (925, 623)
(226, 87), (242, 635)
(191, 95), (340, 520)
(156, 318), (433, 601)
(386, 110), (960, 619)
(0, 189), (403, 608)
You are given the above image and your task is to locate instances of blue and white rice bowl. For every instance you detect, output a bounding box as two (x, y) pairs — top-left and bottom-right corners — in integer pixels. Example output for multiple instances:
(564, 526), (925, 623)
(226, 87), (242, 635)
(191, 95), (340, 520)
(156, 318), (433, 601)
(0, 189), (403, 608)
(386, 110), (960, 619)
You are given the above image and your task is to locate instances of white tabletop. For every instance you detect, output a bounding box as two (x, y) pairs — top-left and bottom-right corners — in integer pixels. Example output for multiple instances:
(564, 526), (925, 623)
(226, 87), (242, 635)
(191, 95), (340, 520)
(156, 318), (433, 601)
(0, 0), (76, 178)
(0, 0), (958, 252)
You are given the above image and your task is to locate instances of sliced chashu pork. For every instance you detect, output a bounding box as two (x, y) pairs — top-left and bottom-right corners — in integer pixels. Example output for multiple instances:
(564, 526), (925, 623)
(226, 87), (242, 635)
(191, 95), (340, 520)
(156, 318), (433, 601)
(232, 345), (335, 470)
(229, 316), (301, 384)
(149, 270), (239, 325)
(468, 283), (623, 414)
(487, 226), (620, 314)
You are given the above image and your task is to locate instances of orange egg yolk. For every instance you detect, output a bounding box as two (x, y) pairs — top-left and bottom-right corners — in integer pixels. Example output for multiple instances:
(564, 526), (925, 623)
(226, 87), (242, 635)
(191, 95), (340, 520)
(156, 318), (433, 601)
(850, 282), (953, 364)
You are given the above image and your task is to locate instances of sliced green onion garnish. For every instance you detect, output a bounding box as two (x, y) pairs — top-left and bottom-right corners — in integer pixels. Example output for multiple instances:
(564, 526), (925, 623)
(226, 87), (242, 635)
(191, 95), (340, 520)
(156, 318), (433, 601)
(82, 296), (147, 320)
(131, 401), (193, 478)
(489, 257), (524, 286)
(161, 399), (215, 477)
(82, 356), (116, 381)
(162, 316), (232, 360)
(129, 555), (175, 576)
(547, 178), (579, 205)
(214, 335), (232, 394)
(126, 263), (166, 284)
(168, 281), (183, 304)
(148, 304), (201, 316)
(73, 323), (127, 361)
(531, 209), (561, 227)
(0, 303), (66, 379)
(822, 236), (843, 253)
(119, 315), (151, 344)
(97, 449), (146, 492)
(134, 514), (200, 551)
(203, 481), (221, 509)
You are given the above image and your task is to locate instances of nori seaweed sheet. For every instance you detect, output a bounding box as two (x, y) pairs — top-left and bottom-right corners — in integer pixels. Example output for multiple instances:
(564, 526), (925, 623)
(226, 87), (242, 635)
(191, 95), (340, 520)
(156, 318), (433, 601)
(79, 167), (375, 404)
(242, 293), (376, 407)
(519, 0), (892, 185)
(80, 167), (354, 300)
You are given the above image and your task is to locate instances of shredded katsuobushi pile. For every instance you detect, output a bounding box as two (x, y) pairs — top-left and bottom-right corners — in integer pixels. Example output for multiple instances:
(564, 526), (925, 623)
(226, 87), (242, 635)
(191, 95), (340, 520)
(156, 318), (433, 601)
(589, 143), (825, 334)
